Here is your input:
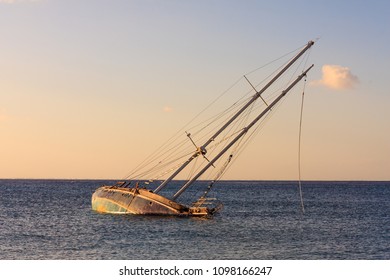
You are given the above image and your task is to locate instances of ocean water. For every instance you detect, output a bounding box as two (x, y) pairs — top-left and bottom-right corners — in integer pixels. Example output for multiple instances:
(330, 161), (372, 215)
(0, 180), (389, 260)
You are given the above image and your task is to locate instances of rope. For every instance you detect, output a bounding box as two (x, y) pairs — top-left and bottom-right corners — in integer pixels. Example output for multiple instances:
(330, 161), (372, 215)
(244, 43), (307, 76)
(298, 78), (306, 214)
(121, 42), (313, 199)
(195, 154), (233, 205)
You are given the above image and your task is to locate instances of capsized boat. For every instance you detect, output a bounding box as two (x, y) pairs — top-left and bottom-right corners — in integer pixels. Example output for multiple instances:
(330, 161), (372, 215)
(92, 41), (315, 217)
(92, 181), (220, 216)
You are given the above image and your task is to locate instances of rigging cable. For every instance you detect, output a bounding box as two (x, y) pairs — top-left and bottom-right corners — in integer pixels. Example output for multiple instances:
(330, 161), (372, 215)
(123, 44), (308, 181)
(298, 77), (307, 214)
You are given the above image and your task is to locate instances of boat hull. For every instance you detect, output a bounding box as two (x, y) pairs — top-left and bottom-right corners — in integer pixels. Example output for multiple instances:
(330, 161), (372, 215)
(91, 186), (214, 217)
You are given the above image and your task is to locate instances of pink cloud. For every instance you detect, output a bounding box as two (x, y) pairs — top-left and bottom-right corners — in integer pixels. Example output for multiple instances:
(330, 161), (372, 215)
(312, 64), (359, 90)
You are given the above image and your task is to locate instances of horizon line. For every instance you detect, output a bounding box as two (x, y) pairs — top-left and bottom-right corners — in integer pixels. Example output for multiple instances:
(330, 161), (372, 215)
(0, 178), (389, 182)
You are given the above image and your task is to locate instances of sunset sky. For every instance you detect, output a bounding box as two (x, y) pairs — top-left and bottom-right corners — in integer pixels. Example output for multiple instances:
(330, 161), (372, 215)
(1, 0), (389, 180)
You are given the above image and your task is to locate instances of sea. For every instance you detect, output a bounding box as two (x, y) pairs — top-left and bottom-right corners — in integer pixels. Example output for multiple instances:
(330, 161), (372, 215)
(0, 179), (389, 260)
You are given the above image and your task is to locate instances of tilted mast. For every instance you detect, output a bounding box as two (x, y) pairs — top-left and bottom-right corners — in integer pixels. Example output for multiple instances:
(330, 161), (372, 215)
(173, 64), (314, 200)
(154, 41), (314, 194)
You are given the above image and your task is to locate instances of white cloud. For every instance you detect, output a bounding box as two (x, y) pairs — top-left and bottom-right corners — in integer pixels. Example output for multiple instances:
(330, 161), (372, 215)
(312, 64), (359, 90)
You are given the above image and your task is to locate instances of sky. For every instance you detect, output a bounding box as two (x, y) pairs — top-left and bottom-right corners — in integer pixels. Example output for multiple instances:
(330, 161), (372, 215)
(1, 0), (389, 180)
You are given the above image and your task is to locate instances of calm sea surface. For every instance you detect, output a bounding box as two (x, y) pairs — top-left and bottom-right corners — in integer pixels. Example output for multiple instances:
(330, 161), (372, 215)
(0, 180), (389, 260)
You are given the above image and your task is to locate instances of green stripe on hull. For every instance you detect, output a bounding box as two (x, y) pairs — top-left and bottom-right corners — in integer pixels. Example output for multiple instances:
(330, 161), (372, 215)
(91, 186), (187, 215)
(91, 196), (134, 214)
